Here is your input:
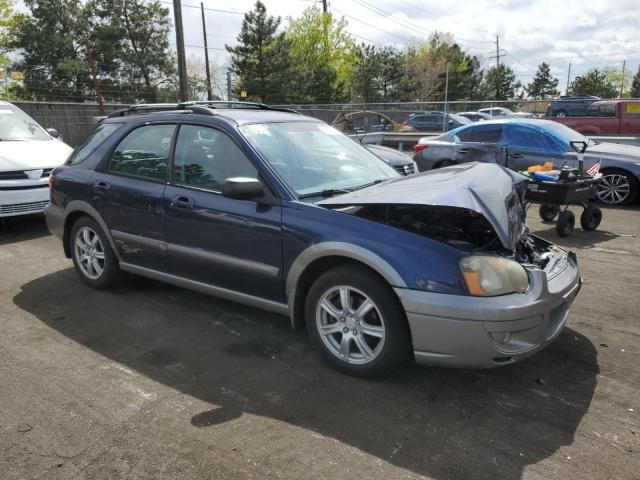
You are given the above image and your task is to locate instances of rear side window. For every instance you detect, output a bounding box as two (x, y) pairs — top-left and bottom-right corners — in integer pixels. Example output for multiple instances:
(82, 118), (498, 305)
(506, 126), (557, 151)
(66, 123), (121, 165)
(107, 124), (176, 181)
(599, 104), (616, 117)
(172, 125), (257, 191)
(457, 125), (504, 143)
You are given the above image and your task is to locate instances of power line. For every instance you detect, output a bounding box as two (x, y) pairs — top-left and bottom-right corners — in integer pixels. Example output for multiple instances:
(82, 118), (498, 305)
(159, 0), (243, 15)
(331, 6), (410, 42)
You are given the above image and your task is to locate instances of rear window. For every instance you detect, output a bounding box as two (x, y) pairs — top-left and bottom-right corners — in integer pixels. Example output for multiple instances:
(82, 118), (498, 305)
(456, 124), (504, 143)
(66, 123), (122, 165)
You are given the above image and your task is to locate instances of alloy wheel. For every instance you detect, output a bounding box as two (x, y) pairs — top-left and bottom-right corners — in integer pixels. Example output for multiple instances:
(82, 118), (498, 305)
(74, 226), (105, 280)
(597, 174), (630, 204)
(315, 285), (386, 365)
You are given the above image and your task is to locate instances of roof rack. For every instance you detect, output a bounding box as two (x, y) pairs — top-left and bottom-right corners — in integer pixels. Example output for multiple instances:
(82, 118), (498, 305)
(107, 101), (301, 118)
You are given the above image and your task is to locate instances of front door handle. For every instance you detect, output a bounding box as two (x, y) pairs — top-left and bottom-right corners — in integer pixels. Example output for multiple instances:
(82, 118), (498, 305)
(171, 195), (195, 209)
(509, 152), (523, 159)
(93, 180), (110, 193)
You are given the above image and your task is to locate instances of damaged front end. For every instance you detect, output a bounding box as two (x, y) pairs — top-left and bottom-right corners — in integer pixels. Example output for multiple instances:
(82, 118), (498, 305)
(318, 162), (554, 270)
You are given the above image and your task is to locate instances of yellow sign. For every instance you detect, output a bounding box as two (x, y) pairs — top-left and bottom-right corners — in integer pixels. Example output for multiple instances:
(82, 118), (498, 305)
(0, 71), (5, 80)
(240, 90), (247, 98)
(626, 103), (640, 114)
(11, 71), (24, 81)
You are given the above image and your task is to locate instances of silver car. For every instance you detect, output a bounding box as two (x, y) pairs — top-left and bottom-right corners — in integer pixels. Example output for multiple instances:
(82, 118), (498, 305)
(413, 119), (640, 204)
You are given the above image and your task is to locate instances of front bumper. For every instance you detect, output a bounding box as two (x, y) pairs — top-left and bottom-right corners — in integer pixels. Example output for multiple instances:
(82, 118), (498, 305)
(395, 251), (581, 368)
(0, 186), (50, 217)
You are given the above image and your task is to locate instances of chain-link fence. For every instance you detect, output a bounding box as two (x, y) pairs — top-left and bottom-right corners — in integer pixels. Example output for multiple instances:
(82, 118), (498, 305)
(12, 101), (127, 147)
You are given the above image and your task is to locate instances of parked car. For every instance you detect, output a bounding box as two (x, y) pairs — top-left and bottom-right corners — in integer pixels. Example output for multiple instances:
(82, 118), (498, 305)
(546, 95), (600, 117)
(0, 101), (73, 218)
(405, 112), (471, 131)
(413, 118), (640, 204)
(363, 144), (417, 175)
(46, 102), (581, 377)
(457, 111), (492, 122)
(551, 99), (640, 135)
(478, 107), (534, 118)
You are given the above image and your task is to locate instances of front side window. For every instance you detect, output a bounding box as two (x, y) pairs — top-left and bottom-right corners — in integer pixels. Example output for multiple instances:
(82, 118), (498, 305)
(0, 104), (50, 140)
(240, 121), (397, 197)
(172, 125), (257, 191)
(108, 124), (175, 181)
(506, 126), (557, 151)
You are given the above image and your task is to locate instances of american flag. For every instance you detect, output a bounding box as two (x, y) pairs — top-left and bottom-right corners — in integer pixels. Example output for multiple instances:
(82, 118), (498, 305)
(586, 159), (601, 176)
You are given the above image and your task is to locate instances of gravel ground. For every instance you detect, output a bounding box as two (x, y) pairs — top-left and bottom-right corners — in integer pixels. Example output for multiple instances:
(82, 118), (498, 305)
(0, 206), (638, 480)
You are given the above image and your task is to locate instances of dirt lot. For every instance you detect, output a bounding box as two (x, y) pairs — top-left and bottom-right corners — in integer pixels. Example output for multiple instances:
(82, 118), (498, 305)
(0, 206), (638, 480)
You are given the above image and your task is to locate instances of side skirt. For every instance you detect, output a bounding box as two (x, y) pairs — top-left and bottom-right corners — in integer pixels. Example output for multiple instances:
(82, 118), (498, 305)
(119, 262), (290, 317)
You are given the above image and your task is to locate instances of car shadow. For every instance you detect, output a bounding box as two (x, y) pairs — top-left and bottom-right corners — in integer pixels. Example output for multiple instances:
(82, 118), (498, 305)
(0, 214), (50, 246)
(14, 269), (599, 480)
(530, 225), (621, 249)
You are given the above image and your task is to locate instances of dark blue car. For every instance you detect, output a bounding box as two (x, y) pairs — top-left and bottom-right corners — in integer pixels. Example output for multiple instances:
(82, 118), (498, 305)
(45, 102), (580, 377)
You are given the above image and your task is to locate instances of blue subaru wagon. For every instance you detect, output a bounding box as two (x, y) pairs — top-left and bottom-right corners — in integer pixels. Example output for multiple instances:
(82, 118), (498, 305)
(46, 102), (581, 377)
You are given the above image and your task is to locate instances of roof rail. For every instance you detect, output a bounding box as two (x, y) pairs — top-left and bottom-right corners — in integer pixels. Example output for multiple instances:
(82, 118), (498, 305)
(178, 100), (301, 115)
(107, 101), (301, 119)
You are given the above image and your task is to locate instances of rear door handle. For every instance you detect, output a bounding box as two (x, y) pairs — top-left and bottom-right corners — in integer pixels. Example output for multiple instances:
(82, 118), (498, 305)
(171, 195), (195, 209)
(93, 180), (110, 193)
(458, 148), (469, 154)
(509, 153), (523, 159)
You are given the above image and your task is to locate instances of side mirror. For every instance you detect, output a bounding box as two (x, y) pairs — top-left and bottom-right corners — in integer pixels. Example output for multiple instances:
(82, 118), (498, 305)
(47, 128), (60, 139)
(222, 177), (264, 201)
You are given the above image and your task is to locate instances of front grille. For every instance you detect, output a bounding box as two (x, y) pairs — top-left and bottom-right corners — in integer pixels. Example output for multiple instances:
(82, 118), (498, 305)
(0, 200), (49, 216)
(0, 168), (53, 180)
(394, 163), (416, 176)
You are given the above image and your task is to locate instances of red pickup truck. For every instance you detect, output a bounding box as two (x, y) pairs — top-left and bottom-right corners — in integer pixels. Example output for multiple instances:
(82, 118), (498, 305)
(551, 99), (640, 135)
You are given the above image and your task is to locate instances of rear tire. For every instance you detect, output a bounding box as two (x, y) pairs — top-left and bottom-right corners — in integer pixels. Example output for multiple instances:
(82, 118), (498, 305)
(539, 204), (559, 222)
(580, 205), (602, 231)
(70, 217), (120, 288)
(305, 265), (411, 378)
(555, 211), (575, 237)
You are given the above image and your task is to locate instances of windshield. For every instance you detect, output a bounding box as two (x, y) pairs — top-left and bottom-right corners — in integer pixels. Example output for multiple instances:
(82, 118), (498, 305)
(240, 121), (398, 197)
(449, 113), (471, 124)
(542, 121), (594, 146)
(0, 104), (50, 141)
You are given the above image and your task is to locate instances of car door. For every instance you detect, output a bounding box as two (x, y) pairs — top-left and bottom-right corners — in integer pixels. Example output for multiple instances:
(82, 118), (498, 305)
(163, 123), (283, 302)
(92, 123), (176, 270)
(502, 125), (563, 171)
(454, 124), (507, 165)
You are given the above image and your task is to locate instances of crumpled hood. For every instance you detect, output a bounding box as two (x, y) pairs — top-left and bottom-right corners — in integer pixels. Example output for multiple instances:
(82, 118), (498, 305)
(0, 139), (73, 171)
(319, 162), (528, 252)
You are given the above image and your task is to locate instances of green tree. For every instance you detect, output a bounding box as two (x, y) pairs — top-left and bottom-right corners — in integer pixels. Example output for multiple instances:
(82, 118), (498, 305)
(352, 45), (403, 102)
(631, 67), (640, 98)
(479, 64), (520, 100)
(570, 68), (618, 98)
(526, 62), (559, 99)
(286, 6), (356, 102)
(225, 1), (290, 103)
(1, 0), (23, 68)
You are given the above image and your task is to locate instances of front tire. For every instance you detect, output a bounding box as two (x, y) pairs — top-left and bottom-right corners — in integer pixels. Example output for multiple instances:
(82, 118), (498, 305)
(580, 205), (602, 231)
(539, 204), (559, 222)
(305, 265), (411, 378)
(70, 217), (120, 288)
(555, 211), (575, 237)
(597, 169), (638, 205)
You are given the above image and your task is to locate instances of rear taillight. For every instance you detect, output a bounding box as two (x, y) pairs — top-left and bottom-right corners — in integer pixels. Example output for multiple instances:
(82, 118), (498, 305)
(48, 174), (53, 189)
(402, 121), (407, 125)
(413, 144), (428, 154)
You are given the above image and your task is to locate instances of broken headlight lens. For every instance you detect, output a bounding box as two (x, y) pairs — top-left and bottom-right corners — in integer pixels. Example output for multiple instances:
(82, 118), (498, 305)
(460, 256), (529, 296)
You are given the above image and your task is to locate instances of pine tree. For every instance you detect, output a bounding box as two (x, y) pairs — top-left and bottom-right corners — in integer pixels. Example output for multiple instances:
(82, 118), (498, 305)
(570, 68), (618, 98)
(225, 1), (290, 103)
(479, 64), (519, 100)
(526, 62), (559, 99)
(631, 67), (640, 98)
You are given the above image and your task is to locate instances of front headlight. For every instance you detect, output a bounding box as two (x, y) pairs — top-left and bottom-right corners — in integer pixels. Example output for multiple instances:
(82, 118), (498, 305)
(460, 256), (529, 296)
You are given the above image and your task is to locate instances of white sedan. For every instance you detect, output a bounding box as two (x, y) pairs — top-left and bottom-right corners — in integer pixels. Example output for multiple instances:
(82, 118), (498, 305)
(0, 101), (73, 217)
(478, 107), (534, 118)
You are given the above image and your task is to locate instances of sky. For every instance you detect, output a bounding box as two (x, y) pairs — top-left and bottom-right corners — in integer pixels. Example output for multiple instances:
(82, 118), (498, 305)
(172, 0), (640, 94)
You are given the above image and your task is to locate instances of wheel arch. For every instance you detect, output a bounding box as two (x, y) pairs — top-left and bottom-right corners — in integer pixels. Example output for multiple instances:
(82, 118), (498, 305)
(286, 243), (407, 329)
(62, 201), (120, 260)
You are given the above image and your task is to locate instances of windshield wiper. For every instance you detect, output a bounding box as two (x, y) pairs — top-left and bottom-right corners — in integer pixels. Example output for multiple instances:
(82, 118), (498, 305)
(352, 178), (388, 191)
(298, 188), (353, 199)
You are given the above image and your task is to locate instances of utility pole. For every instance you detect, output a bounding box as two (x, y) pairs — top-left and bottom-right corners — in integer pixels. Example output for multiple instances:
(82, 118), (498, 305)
(173, 0), (189, 102)
(566, 62), (572, 95)
(322, 0), (327, 13)
(442, 62), (449, 133)
(226, 69), (232, 101)
(85, 40), (105, 116)
(201, 2), (213, 100)
(496, 35), (500, 68)
(620, 59), (626, 97)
